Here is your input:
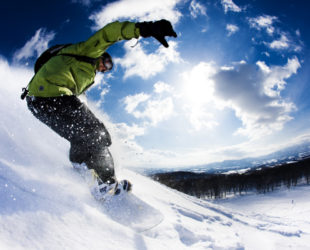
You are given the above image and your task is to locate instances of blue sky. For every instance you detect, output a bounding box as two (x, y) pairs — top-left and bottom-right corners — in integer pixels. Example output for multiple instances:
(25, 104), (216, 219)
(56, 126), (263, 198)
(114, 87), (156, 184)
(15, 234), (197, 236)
(1, 0), (310, 168)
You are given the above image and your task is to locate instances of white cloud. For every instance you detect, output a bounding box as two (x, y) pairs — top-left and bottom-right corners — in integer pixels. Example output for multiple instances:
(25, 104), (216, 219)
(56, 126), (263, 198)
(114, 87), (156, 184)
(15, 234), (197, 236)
(186, 106), (219, 130)
(124, 92), (174, 125)
(123, 81), (175, 126)
(93, 71), (107, 87)
(258, 57), (300, 97)
(123, 93), (150, 113)
(249, 15), (278, 35)
(213, 58), (301, 138)
(89, 0), (183, 28)
(87, 73), (111, 107)
(138, 98), (174, 125)
(116, 40), (181, 79)
(249, 16), (302, 52)
(13, 28), (55, 63)
(256, 61), (271, 74)
(113, 122), (146, 141)
(154, 81), (172, 93)
(221, 0), (242, 13)
(189, 0), (207, 18)
(262, 51), (270, 57)
(226, 24), (239, 36)
(267, 34), (290, 50)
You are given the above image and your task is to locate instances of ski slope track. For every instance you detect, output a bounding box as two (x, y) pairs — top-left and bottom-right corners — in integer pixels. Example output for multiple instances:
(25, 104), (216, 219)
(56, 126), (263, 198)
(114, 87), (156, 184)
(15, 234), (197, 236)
(1, 62), (310, 249)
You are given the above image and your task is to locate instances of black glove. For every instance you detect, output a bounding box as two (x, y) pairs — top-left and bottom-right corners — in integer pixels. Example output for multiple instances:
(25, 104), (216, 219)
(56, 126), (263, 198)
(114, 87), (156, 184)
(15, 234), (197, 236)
(136, 19), (177, 48)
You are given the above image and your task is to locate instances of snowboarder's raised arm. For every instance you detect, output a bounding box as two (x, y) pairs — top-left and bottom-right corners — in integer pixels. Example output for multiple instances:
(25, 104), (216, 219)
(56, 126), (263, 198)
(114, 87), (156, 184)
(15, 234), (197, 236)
(76, 21), (139, 58)
(69, 20), (177, 58)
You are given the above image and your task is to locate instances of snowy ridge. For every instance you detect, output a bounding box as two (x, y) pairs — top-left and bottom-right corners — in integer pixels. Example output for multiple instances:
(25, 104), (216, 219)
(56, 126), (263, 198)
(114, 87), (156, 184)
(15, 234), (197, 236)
(1, 62), (310, 249)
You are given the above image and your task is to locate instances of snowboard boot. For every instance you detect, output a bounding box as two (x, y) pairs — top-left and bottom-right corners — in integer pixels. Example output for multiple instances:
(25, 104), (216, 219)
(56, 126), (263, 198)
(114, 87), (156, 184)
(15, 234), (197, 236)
(114, 179), (132, 195)
(93, 179), (132, 201)
(72, 163), (132, 200)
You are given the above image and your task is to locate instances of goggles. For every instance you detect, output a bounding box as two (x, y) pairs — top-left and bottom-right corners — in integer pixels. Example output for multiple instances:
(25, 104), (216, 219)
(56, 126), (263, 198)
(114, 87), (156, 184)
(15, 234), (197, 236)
(102, 59), (113, 72)
(100, 52), (113, 72)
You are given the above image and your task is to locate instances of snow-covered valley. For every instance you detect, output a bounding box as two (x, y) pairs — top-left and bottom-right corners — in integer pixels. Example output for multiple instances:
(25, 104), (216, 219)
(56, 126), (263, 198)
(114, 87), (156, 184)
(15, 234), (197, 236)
(1, 60), (310, 250)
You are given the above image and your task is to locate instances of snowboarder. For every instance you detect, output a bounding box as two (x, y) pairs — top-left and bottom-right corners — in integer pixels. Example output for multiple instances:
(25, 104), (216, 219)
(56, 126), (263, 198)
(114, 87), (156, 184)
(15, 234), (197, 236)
(24, 20), (177, 199)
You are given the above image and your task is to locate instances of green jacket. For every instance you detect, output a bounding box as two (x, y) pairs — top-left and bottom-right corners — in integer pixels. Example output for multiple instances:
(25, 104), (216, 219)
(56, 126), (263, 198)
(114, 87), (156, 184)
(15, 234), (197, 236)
(28, 21), (140, 97)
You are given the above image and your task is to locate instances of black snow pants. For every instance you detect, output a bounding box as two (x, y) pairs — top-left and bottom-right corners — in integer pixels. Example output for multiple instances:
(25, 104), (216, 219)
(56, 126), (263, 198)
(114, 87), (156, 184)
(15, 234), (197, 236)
(26, 95), (116, 183)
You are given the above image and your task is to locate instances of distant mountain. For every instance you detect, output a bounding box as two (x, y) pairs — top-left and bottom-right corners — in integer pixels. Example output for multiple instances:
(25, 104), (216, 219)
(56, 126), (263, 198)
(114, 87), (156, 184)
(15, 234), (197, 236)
(135, 141), (310, 175)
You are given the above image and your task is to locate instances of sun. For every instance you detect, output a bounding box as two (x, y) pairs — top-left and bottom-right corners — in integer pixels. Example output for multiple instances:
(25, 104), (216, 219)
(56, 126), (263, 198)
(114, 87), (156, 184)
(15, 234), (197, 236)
(179, 62), (217, 107)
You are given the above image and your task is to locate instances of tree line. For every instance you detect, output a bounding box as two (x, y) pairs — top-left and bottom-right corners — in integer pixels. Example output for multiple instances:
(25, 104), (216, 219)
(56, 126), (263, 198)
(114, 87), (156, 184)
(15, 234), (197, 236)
(150, 157), (310, 199)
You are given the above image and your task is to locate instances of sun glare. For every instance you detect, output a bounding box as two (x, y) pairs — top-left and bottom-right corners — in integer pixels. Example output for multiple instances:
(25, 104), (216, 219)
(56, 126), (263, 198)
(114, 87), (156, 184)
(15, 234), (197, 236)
(179, 62), (216, 107)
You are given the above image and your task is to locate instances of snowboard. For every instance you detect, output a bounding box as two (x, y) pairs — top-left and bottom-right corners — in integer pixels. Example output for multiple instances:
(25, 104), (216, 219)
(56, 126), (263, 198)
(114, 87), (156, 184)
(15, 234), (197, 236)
(100, 192), (164, 232)
(74, 164), (164, 232)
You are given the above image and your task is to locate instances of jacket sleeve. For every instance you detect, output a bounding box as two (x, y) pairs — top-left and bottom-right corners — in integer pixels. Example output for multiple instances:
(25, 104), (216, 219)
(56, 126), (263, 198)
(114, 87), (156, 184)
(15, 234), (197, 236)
(62, 21), (140, 58)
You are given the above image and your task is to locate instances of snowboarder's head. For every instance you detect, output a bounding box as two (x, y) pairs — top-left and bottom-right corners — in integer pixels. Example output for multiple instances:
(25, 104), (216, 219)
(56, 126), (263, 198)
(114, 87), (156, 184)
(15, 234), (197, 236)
(97, 52), (113, 73)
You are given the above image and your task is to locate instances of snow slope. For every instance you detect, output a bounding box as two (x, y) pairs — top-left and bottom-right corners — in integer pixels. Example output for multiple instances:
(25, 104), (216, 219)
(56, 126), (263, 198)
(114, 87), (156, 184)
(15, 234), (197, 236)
(1, 61), (310, 249)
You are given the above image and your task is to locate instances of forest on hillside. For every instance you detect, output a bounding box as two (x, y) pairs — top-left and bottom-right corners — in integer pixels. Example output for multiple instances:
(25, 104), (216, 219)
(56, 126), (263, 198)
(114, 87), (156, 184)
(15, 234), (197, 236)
(151, 157), (310, 199)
